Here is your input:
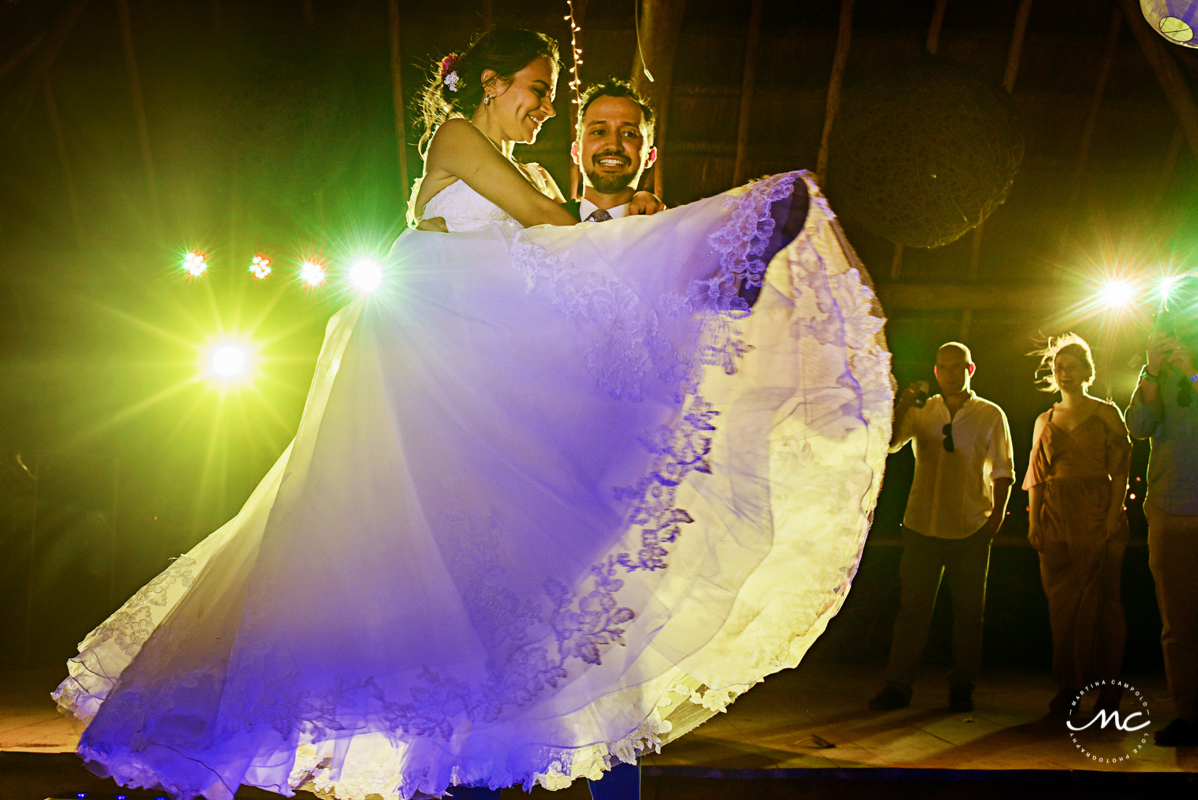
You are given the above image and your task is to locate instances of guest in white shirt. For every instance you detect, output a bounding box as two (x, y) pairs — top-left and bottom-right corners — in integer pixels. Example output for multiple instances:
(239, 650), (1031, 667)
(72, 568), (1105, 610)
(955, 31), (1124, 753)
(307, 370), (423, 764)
(869, 342), (1014, 713)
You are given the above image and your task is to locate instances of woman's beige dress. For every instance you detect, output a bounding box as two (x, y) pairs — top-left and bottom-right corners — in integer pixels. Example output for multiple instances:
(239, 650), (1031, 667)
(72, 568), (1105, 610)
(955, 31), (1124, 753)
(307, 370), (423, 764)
(1023, 404), (1131, 692)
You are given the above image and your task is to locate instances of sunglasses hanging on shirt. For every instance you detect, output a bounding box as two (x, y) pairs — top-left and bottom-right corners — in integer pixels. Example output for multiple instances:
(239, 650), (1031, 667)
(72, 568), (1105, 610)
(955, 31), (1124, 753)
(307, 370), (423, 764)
(942, 422), (955, 453)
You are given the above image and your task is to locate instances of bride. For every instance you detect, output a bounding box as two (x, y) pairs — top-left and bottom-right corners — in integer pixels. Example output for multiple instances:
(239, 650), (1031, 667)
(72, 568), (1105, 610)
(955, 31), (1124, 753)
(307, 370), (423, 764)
(54, 27), (892, 800)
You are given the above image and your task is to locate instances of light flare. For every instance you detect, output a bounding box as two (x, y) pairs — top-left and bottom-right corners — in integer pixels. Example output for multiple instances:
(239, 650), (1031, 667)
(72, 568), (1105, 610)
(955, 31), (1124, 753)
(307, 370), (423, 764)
(348, 257), (383, 293)
(183, 251), (208, 277)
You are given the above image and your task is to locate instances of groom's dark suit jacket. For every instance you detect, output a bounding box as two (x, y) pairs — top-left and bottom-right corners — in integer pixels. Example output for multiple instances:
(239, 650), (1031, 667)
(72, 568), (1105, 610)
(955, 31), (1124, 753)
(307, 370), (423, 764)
(562, 199), (583, 221)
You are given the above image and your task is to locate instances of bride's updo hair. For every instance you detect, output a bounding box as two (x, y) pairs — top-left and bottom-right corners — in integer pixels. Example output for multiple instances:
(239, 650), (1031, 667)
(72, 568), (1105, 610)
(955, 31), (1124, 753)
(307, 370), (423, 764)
(417, 28), (560, 155)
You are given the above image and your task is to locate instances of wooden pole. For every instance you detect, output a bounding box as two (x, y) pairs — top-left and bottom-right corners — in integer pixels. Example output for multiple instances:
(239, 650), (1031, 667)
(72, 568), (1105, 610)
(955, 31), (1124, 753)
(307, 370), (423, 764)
(43, 79), (85, 244)
(1001, 0), (1034, 93)
(0, 33), (45, 83)
(816, 0), (854, 186)
(1065, 4), (1122, 218)
(925, 0), (948, 55)
(631, 0), (687, 200)
(302, 0), (314, 28)
(482, 0), (493, 29)
(1116, 0), (1198, 160)
(890, 243), (903, 281)
(116, 0), (163, 240)
(213, 0), (221, 34)
(1150, 124), (1185, 208)
(958, 0), (1030, 339)
(903, 0), (947, 283)
(388, 0), (411, 205)
(732, 0), (763, 187)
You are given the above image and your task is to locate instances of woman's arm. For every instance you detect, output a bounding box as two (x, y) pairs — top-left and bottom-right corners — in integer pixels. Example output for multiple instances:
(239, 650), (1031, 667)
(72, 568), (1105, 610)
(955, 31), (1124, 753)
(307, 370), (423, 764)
(1026, 413), (1048, 550)
(425, 119), (576, 227)
(1101, 403), (1131, 540)
(1028, 482), (1044, 551)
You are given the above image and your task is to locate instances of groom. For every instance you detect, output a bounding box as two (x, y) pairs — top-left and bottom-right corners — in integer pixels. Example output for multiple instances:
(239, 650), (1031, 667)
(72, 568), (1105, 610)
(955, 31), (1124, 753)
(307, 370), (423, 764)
(566, 78), (658, 222)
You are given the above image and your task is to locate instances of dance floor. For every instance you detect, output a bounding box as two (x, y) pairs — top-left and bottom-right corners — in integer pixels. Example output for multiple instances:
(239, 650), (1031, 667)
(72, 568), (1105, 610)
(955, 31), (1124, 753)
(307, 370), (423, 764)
(3, 663), (1195, 799)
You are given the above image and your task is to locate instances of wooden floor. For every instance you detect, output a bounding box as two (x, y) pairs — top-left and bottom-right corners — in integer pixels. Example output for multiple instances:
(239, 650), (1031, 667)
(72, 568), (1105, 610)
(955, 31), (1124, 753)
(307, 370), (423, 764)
(3, 662), (1196, 799)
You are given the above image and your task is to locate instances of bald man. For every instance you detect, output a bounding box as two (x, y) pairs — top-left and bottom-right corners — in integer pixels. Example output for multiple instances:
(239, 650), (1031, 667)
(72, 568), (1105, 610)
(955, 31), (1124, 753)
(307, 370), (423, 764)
(870, 343), (1014, 713)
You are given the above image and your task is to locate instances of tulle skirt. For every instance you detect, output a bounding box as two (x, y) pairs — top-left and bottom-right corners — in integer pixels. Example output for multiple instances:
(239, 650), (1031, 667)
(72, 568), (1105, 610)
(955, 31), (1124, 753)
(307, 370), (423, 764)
(54, 173), (893, 799)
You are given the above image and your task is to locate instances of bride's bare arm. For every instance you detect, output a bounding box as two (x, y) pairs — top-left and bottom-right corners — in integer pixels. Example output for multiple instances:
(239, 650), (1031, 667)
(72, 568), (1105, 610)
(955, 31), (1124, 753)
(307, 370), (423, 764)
(425, 119), (576, 227)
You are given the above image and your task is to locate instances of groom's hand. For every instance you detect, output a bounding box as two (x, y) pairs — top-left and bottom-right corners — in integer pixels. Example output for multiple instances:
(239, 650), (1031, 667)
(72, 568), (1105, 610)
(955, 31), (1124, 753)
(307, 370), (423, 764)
(416, 217), (449, 233)
(628, 191), (666, 216)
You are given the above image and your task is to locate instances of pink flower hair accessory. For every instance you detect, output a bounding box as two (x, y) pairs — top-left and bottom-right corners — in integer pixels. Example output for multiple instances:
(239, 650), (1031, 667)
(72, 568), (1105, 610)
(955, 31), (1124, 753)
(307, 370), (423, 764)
(440, 54), (461, 92)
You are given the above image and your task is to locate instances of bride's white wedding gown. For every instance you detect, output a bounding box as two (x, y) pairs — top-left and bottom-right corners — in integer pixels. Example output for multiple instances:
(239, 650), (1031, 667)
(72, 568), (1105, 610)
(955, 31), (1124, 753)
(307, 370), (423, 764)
(54, 172), (892, 800)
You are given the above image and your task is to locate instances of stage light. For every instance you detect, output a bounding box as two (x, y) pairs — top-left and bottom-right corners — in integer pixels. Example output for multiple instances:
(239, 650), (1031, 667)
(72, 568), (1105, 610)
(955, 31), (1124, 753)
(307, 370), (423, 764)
(1159, 274), (1182, 301)
(1098, 279), (1135, 309)
(348, 257), (383, 293)
(205, 342), (250, 382)
(249, 255), (272, 280)
(299, 260), (326, 287)
(183, 251), (208, 277)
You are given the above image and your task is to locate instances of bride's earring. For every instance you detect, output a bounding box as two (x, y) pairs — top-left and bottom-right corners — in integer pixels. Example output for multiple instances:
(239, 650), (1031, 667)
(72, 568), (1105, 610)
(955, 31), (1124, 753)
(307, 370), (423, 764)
(483, 95), (492, 106)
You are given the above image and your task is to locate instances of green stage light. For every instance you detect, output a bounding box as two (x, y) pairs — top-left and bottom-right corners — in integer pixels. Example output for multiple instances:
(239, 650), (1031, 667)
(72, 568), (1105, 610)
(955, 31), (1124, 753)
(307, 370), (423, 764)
(349, 257), (383, 293)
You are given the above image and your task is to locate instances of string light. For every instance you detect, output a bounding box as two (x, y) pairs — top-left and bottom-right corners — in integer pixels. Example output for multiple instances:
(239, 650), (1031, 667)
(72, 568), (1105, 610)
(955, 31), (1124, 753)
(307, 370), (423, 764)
(564, 0), (584, 115)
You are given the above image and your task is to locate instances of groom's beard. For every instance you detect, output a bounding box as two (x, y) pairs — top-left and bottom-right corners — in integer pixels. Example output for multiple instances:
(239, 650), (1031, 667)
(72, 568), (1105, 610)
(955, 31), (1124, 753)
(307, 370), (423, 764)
(584, 151), (638, 194)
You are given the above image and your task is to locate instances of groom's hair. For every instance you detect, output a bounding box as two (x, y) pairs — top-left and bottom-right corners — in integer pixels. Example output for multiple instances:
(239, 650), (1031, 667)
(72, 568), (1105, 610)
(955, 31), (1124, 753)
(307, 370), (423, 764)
(576, 79), (656, 146)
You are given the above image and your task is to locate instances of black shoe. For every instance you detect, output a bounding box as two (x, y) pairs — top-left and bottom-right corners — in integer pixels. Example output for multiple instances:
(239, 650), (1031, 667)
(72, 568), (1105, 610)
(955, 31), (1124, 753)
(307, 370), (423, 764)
(1155, 718), (1198, 747)
(950, 683), (974, 713)
(868, 686), (911, 710)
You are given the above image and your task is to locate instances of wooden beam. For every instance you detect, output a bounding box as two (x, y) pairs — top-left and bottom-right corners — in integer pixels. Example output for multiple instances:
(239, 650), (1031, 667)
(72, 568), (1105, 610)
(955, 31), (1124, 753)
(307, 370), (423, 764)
(732, 0), (763, 186)
(0, 32), (45, 83)
(1002, 0), (1034, 93)
(925, 0), (948, 55)
(1, 0), (89, 141)
(1117, 0), (1198, 161)
(1151, 124), (1185, 208)
(388, 0), (410, 205)
(631, 0), (687, 199)
(890, 243), (903, 281)
(43, 79), (84, 244)
(1065, 4), (1122, 218)
(877, 283), (1065, 311)
(816, 0), (853, 185)
(116, 0), (163, 239)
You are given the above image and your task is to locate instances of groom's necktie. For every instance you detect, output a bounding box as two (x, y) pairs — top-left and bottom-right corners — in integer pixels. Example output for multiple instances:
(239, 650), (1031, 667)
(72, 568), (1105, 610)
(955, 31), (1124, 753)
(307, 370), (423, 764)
(585, 208), (612, 223)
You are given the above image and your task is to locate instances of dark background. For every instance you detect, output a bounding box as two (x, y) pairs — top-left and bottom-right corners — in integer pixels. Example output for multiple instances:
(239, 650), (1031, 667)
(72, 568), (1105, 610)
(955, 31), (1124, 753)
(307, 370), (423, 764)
(0, 0), (1193, 679)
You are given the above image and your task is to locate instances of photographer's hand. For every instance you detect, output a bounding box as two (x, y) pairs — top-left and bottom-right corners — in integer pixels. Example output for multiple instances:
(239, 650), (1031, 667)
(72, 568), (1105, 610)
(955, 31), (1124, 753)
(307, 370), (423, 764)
(1146, 332), (1171, 375)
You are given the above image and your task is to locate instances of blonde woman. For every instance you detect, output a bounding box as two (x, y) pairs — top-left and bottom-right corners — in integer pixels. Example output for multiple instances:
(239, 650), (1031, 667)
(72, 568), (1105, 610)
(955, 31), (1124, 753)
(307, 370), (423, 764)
(1024, 335), (1131, 717)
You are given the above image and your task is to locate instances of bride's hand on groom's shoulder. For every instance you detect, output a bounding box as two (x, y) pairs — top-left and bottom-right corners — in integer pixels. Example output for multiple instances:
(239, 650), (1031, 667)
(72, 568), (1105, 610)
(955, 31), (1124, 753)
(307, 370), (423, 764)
(629, 191), (666, 216)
